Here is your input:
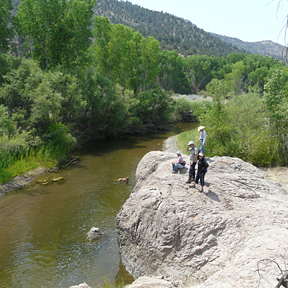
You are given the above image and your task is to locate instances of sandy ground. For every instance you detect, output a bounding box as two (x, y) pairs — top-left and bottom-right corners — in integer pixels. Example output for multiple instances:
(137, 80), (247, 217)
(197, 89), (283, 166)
(262, 167), (288, 191)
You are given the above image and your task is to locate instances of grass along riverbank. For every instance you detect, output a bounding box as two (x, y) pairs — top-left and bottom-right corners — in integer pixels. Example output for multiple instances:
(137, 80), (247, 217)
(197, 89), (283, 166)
(0, 145), (65, 184)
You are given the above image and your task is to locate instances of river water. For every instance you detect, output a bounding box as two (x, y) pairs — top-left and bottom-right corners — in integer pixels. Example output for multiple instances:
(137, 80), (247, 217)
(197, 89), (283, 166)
(0, 123), (197, 288)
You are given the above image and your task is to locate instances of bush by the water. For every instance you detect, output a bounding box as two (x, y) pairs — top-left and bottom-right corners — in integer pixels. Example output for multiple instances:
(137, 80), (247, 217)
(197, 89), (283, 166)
(0, 54), (174, 183)
(173, 97), (212, 121)
(178, 91), (286, 167)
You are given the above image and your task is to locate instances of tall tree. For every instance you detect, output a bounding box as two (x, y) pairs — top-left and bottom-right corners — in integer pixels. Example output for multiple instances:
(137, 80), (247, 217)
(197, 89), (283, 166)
(16, 0), (96, 70)
(0, 0), (14, 52)
(92, 18), (160, 93)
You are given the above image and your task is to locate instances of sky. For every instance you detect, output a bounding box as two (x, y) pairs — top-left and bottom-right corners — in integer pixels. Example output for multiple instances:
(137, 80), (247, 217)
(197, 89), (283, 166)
(125, 0), (288, 46)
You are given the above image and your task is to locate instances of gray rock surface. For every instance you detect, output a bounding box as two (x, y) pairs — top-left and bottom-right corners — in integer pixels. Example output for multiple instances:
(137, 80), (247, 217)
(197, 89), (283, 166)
(125, 276), (172, 288)
(116, 151), (288, 287)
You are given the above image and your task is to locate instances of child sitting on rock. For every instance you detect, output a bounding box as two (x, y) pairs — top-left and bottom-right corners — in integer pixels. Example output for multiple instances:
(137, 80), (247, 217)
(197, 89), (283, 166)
(172, 151), (185, 173)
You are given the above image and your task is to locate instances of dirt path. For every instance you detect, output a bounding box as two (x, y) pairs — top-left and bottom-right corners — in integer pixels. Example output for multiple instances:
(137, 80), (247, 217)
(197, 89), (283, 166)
(262, 167), (288, 191)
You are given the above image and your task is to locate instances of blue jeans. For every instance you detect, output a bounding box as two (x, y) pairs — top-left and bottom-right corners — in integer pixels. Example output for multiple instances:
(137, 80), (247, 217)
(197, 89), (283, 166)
(200, 139), (205, 153)
(189, 162), (196, 179)
(172, 163), (183, 171)
(195, 171), (205, 187)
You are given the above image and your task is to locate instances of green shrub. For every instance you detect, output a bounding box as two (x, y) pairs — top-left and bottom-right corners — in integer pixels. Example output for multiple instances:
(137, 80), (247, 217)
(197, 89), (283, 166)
(177, 92), (283, 167)
(173, 98), (212, 121)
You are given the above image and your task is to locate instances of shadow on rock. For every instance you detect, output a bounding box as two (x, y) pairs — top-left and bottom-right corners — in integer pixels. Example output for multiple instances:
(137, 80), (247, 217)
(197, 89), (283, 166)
(205, 189), (221, 202)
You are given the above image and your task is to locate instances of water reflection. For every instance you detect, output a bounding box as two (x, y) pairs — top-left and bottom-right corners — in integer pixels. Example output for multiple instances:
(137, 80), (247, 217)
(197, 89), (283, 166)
(0, 123), (197, 288)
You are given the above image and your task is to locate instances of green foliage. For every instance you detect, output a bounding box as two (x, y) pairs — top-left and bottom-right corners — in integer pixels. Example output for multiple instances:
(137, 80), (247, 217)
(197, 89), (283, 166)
(248, 66), (269, 92)
(0, 57), (86, 133)
(224, 61), (245, 95)
(132, 87), (174, 125)
(178, 92), (282, 167)
(185, 55), (224, 93)
(42, 123), (77, 158)
(173, 98), (212, 121)
(263, 67), (288, 164)
(177, 128), (200, 156)
(226, 93), (281, 166)
(0, 0), (14, 52)
(158, 50), (191, 94)
(16, 0), (97, 69)
(174, 97), (195, 115)
(0, 55), (82, 183)
(182, 53), (281, 95)
(100, 279), (125, 288)
(264, 67), (288, 123)
(92, 18), (160, 93)
(78, 70), (129, 137)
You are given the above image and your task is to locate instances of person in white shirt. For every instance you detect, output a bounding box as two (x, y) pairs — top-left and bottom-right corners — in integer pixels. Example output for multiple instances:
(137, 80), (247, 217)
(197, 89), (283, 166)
(198, 126), (206, 153)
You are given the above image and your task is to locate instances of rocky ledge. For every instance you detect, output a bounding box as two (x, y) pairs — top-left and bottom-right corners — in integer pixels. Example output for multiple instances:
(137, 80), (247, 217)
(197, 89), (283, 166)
(0, 167), (47, 195)
(116, 151), (288, 287)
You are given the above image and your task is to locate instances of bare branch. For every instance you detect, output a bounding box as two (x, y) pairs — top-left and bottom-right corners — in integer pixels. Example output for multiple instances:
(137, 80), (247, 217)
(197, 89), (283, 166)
(257, 258), (283, 288)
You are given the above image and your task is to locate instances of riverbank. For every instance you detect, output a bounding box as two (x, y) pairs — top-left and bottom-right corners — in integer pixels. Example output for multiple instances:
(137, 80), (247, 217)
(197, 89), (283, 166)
(0, 123), (175, 196)
(0, 167), (47, 196)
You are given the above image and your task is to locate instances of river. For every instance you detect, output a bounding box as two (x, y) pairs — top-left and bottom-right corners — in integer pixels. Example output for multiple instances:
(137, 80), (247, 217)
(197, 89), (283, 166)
(0, 122), (197, 288)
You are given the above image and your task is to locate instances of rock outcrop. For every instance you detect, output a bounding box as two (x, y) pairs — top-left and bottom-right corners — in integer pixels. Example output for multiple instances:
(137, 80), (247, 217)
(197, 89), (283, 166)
(116, 151), (288, 287)
(0, 167), (47, 195)
(87, 227), (104, 241)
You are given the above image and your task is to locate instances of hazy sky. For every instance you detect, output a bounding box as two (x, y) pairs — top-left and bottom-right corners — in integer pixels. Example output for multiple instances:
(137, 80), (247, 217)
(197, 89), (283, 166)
(126, 0), (288, 46)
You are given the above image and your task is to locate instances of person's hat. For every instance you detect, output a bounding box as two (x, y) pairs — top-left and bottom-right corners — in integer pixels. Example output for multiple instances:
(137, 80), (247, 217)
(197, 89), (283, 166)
(176, 151), (181, 155)
(198, 126), (205, 131)
(188, 141), (194, 145)
(199, 152), (204, 157)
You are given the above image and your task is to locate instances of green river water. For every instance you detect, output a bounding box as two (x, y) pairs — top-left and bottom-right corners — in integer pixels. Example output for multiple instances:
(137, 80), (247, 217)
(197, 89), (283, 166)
(0, 123), (197, 288)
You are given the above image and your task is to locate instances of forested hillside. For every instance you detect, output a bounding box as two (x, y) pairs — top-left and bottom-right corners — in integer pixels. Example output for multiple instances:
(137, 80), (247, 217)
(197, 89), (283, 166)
(213, 34), (285, 61)
(94, 0), (247, 57)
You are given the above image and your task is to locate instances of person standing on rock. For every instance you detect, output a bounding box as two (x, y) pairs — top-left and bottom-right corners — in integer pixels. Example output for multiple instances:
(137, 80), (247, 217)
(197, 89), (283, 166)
(172, 151), (185, 173)
(186, 141), (199, 183)
(198, 126), (206, 153)
(193, 152), (209, 192)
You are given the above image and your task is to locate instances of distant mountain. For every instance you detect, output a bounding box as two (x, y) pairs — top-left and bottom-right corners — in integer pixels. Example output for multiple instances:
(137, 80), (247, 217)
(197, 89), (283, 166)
(212, 34), (285, 61)
(94, 0), (247, 57)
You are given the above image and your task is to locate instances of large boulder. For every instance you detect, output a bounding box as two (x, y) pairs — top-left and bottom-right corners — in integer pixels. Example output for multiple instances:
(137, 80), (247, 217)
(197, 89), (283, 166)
(116, 151), (288, 287)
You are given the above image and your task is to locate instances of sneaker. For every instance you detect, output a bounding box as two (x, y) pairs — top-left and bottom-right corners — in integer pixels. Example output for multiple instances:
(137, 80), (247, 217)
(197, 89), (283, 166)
(200, 188), (203, 192)
(191, 177), (195, 181)
(186, 179), (191, 183)
(172, 171), (177, 174)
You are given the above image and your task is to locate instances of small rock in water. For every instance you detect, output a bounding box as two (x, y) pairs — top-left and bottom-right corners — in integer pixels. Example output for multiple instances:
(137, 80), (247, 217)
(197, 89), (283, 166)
(53, 176), (65, 182)
(69, 283), (91, 288)
(87, 227), (104, 241)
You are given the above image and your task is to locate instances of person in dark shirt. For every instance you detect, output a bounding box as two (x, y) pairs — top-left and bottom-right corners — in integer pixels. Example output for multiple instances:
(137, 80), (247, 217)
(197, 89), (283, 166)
(193, 152), (209, 192)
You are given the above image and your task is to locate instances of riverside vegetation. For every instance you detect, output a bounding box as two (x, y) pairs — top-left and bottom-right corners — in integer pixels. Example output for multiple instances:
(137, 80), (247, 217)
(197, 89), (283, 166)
(0, 0), (287, 184)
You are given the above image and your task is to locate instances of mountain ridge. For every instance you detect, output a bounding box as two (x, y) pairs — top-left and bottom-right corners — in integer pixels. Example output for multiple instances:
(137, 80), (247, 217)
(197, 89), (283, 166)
(94, 0), (247, 57)
(95, 0), (285, 60)
(212, 33), (285, 60)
